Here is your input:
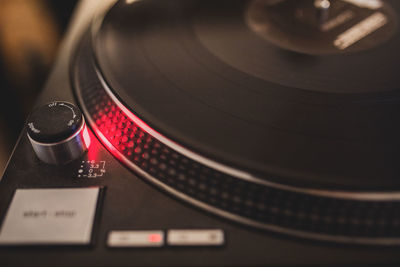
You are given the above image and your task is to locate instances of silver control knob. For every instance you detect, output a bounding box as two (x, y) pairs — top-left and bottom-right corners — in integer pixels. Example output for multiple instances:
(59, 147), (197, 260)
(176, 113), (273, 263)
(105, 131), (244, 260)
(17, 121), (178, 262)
(27, 101), (91, 165)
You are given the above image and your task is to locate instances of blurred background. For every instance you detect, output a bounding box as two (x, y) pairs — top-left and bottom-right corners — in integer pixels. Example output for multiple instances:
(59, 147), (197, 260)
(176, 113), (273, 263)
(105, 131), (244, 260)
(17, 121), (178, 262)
(0, 0), (78, 174)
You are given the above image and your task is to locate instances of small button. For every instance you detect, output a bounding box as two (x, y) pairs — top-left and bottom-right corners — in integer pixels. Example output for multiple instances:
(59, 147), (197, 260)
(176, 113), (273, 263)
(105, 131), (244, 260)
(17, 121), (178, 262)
(167, 229), (224, 246)
(107, 231), (164, 247)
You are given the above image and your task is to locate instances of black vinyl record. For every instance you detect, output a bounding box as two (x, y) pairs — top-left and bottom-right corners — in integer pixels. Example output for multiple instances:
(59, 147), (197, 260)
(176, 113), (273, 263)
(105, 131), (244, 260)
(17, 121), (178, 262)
(70, 0), (400, 244)
(91, 0), (400, 190)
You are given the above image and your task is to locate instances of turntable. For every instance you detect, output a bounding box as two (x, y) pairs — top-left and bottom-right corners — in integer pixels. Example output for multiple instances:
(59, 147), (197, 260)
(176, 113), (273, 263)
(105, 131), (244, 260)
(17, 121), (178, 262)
(1, 0), (400, 266)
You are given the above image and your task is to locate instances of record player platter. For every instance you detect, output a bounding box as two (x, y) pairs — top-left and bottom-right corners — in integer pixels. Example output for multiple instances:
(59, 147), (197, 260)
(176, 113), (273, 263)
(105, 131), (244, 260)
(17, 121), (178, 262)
(72, 0), (400, 244)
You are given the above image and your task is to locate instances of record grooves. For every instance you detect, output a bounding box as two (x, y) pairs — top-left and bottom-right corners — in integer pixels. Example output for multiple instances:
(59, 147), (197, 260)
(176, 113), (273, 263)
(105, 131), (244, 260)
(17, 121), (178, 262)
(89, 0), (400, 189)
(72, 0), (400, 245)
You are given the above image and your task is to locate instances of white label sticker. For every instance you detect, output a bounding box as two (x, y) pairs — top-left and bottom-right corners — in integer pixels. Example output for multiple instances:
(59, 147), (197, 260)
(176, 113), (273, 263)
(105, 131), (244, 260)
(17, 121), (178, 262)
(341, 0), (383, 10)
(0, 188), (100, 245)
(334, 12), (388, 50)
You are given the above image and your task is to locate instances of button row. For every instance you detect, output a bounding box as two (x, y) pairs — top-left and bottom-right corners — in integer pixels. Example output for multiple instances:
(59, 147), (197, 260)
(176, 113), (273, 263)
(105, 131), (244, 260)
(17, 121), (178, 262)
(107, 229), (224, 248)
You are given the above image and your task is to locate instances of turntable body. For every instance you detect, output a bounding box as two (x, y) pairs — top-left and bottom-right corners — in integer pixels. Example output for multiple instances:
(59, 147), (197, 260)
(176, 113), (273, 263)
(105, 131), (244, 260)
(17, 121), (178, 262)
(1, 0), (400, 266)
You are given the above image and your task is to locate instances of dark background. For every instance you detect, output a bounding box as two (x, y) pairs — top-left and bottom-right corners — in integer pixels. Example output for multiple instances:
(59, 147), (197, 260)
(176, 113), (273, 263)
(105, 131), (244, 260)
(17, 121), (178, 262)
(0, 0), (78, 173)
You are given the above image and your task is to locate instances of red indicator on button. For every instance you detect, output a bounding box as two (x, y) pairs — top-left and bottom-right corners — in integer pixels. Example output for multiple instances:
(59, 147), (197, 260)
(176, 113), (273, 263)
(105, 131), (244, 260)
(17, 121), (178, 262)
(148, 233), (162, 243)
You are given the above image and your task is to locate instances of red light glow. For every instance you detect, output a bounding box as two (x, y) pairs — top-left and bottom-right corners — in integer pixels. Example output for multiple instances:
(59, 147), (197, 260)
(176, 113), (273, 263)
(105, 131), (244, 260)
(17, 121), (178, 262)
(148, 233), (162, 243)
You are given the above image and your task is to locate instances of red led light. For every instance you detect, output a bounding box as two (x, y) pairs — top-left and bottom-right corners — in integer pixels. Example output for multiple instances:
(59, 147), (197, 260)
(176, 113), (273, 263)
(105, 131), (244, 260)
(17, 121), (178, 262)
(148, 233), (162, 243)
(89, 89), (177, 169)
